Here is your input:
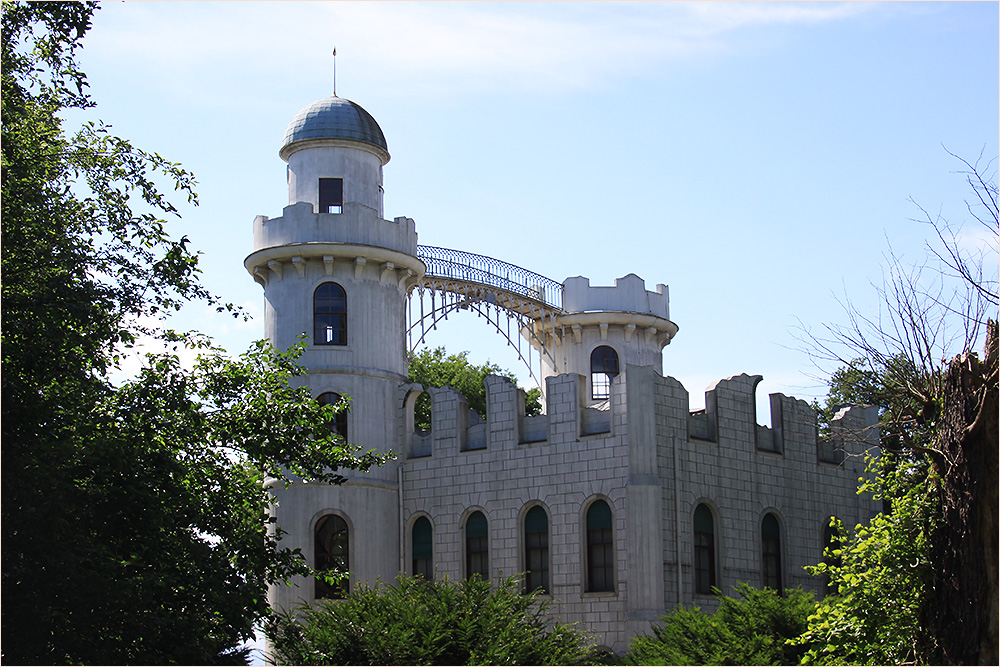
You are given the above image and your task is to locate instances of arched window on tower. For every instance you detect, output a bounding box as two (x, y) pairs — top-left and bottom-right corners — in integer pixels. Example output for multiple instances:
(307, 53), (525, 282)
(590, 346), (619, 400)
(465, 511), (488, 579)
(412, 516), (433, 580)
(315, 514), (349, 599)
(585, 499), (614, 592)
(762, 513), (783, 593)
(693, 503), (717, 595)
(317, 392), (348, 442)
(524, 506), (549, 594)
(314, 282), (347, 346)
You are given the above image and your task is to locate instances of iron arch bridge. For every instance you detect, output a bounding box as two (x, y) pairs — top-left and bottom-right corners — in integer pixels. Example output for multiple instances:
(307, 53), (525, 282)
(408, 245), (565, 385)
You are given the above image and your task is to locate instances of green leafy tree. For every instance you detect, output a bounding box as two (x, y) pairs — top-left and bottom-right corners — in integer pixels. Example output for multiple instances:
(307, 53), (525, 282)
(264, 574), (598, 666)
(408, 346), (542, 430)
(624, 584), (815, 666)
(2, 3), (387, 663)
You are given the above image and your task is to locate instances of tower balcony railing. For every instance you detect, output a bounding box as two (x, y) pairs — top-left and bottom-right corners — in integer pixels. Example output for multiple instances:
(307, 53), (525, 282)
(417, 245), (563, 310)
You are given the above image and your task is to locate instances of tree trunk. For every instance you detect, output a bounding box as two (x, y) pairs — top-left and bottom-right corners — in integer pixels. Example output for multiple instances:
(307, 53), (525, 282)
(922, 319), (998, 665)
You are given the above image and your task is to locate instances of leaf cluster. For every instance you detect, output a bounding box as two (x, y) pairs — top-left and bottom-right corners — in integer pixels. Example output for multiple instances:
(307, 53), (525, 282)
(624, 584), (816, 666)
(264, 574), (599, 665)
(408, 347), (541, 431)
(791, 456), (938, 665)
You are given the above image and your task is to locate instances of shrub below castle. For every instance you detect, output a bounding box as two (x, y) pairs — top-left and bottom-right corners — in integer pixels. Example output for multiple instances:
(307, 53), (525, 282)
(264, 574), (599, 665)
(625, 584), (816, 666)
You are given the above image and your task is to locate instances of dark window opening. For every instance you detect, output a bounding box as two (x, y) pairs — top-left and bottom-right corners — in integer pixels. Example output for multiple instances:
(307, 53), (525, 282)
(590, 346), (619, 400)
(762, 513), (783, 593)
(317, 392), (348, 441)
(315, 514), (349, 599)
(314, 282), (347, 346)
(465, 511), (488, 579)
(319, 178), (343, 214)
(823, 519), (842, 595)
(412, 516), (433, 580)
(694, 503), (716, 595)
(586, 500), (614, 592)
(524, 506), (549, 594)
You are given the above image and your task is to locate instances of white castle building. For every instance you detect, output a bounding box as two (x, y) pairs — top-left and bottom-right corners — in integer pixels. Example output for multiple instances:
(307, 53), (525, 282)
(246, 94), (880, 652)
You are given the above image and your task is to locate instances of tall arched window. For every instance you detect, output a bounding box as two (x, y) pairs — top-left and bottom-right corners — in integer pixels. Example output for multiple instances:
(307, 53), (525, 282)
(465, 511), (488, 579)
(317, 392), (348, 442)
(524, 506), (549, 594)
(315, 514), (349, 599)
(412, 516), (433, 580)
(314, 282), (347, 346)
(693, 503), (716, 595)
(590, 346), (619, 400)
(586, 500), (614, 592)
(762, 513), (783, 593)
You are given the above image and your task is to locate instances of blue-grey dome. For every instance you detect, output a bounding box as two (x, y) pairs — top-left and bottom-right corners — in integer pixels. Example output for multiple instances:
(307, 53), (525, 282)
(281, 96), (388, 158)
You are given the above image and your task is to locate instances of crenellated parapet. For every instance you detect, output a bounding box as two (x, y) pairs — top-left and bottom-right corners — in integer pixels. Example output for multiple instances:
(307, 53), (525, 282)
(245, 202), (423, 291)
(397, 365), (879, 466)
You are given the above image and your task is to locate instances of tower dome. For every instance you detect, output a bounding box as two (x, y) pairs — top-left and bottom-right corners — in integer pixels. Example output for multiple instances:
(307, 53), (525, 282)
(280, 95), (389, 163)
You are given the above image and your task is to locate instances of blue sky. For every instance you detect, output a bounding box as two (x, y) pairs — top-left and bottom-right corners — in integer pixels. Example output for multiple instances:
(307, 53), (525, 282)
(69, 1), (998, 419)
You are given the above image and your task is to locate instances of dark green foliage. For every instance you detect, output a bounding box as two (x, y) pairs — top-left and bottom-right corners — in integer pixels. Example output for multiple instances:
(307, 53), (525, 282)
(2, 3), (387, 663)
(264, 574), (598, 665)
(625, 584), (815, 666)
(408, 346), (542, 430)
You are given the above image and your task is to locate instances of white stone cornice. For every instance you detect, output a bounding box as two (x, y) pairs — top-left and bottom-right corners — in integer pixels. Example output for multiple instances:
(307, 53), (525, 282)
(354, 256), (367, 280)
(244, 242), (425, 284)
(267, 259), (282, 280)
(291, 256), (306, 278)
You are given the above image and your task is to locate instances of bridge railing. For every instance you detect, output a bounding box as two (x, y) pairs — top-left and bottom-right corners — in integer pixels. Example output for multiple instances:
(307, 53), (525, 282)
(417, 245), (563, 310)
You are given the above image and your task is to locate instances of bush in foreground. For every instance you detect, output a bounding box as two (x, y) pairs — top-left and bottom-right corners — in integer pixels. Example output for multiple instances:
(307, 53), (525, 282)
(625, 584), (815, 666)
(264, 574), (598, 665)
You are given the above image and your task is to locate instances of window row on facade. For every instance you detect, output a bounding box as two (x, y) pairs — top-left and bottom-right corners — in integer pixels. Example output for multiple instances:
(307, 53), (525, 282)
(693, 503), (842, 596)
(314, 499), (617, 600)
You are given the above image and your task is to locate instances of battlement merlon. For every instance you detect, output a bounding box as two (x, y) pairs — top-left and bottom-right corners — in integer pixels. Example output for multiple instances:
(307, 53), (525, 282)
(562, 274), (669, 319)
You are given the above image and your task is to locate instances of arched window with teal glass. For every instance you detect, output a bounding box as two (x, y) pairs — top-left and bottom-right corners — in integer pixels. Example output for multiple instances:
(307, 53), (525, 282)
(314, 282), (347, 346)
(412, 516), (433, 580)
(465, 511), (488, 579)
(524, 506), (549, 593)
(693, 503), (716, 595)
(586, 499), (614, 592)
(762, 512), (783, 593)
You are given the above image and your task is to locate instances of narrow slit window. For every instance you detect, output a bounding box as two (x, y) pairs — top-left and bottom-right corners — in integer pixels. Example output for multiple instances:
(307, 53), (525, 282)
(319, 178), (343, 214)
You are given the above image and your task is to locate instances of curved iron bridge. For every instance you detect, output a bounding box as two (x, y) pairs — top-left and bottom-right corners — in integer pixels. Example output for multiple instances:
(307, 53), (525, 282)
(408, 246), (566, 384)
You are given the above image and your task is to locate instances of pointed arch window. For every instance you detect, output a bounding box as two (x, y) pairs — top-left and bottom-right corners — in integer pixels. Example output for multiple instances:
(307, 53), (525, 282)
(524, 506), (549, 594)
(315, 514), (349, 599)
(762, 513), (783, 593)
(317, 392), (348, 442)
(314, 282), (347, 346)
(694, 503), (717, 595)
(465, 511), (488, 579)
(412, 516), (433, 580)
(590, 346), (619, 400)
(586, 500), (614, 592)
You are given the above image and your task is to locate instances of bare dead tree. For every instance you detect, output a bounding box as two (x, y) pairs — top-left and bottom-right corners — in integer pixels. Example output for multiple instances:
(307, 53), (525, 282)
(798, 150), (998, 664)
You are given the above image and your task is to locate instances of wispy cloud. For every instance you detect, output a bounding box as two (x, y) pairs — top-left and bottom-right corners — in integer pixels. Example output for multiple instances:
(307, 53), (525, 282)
(87, 1), (886, 100)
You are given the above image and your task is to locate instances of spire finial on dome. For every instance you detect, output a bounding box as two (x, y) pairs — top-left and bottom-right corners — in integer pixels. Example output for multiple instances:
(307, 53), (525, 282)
(332, 47), (338, 97)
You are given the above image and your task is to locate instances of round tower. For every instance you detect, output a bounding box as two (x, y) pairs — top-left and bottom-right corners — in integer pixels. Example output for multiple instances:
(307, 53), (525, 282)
(530, 274), (678, 405)
(245, 96), (423, 611)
